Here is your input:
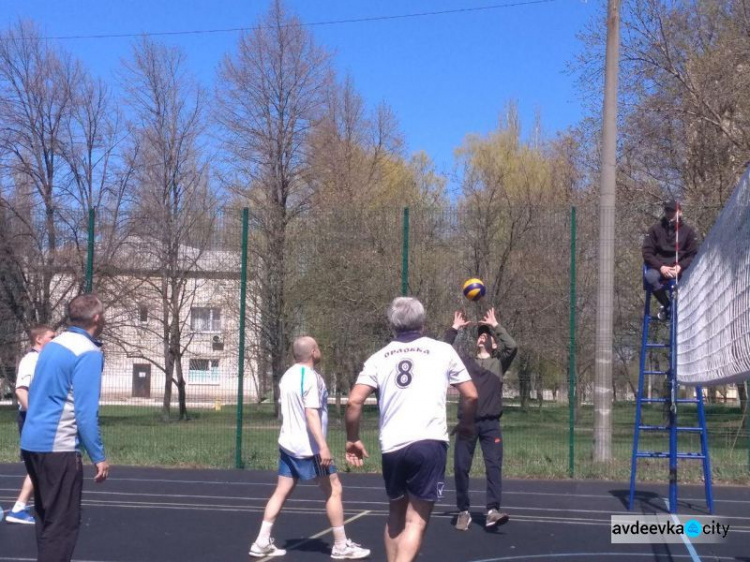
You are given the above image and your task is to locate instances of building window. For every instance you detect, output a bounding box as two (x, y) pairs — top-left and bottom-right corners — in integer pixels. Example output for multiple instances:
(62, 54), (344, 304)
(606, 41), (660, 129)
(190, 307), (222, 332)
(138, 304), (149, 325)
(189, 359), (220, 384)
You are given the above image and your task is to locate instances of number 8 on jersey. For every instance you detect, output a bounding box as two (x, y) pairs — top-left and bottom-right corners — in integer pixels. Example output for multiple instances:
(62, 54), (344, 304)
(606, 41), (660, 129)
(396, 359), (414, 388)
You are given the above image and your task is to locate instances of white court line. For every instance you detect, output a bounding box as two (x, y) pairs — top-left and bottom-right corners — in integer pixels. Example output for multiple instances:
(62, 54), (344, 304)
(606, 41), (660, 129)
(0, 559), (111, 562)
(468, 554), (702, 562)
(664, 498), (702, 562)
(4, 490), (750, 531)
(6, 488), (750, 525)
(1, 473), (746, 504)
(255, 510), (371, 562)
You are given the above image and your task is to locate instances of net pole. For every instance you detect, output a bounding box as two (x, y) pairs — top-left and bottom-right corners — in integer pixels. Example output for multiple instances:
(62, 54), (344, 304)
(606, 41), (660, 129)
(401, 207), (410, 296)
(594, 0), (620, 463)
(235, 207), (249, 469)
(569, 206), (577, 477)
(85, 208), (95, 293)
(672, 205), (680, 414)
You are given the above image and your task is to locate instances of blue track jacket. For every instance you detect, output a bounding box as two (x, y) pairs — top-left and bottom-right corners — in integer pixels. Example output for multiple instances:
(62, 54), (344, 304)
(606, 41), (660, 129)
(20, 327), (106, 463)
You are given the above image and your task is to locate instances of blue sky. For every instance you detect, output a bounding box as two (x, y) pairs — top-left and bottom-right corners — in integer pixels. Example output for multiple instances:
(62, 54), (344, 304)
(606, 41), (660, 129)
(3, 0), (597, 186)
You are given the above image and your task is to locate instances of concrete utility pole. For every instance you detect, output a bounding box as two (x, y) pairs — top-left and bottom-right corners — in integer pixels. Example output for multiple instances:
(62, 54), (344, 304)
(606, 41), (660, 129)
(594, 0), (620, 463)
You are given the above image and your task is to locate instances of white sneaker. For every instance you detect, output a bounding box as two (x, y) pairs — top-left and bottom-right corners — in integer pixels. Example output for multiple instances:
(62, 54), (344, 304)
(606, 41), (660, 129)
(331, 539), (371, 559)
(249, 538), (286, 558)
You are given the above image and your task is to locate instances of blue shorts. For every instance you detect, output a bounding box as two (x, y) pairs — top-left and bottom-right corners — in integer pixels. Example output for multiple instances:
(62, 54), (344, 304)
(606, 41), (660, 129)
(278, 448), (337, 481)
(382, 440), (447, 502)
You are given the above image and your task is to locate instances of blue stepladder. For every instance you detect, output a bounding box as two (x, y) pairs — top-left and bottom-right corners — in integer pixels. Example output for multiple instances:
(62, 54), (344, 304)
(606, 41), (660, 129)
(628, 273), (714, 514)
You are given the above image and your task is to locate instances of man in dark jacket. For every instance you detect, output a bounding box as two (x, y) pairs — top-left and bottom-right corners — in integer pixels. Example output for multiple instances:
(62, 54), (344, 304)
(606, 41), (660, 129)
(642, 199), (699, 320)
(444, 307), (517, 531)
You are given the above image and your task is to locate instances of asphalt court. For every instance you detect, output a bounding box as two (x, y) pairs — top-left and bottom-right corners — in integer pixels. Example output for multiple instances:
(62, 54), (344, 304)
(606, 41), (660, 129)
(1, 464), (749, 561)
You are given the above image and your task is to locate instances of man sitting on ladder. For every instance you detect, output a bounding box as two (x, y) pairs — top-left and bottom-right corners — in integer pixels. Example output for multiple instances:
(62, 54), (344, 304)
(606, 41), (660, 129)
(642, 199), (700, 321)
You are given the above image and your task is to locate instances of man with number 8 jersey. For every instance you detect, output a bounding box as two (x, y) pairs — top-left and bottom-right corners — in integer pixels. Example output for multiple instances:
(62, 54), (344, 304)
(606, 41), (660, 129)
(345, 297), (478, 562)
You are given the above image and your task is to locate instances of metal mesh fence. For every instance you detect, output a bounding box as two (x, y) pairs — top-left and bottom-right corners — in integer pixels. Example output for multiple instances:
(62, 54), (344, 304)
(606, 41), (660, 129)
(1, 203), (748, 483)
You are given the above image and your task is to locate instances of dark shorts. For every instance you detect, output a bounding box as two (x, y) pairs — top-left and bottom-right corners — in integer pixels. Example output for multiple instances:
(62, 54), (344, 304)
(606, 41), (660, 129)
(382, 440), (447, 502)
(17, 411), (26, 460)
(278, 448), (337, 481)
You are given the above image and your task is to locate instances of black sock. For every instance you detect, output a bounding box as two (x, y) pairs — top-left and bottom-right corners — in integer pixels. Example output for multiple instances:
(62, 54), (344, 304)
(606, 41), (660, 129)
(653, 289), (670, 308)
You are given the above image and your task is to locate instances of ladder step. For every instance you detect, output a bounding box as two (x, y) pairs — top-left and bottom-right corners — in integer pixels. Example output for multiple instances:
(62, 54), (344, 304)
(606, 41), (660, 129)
(638, 425), (704, 432)
(638, 398), (701, 404)
(644, 370), (669, 375)
(645, 343), (670, 349)
(636, 452), (707, 459)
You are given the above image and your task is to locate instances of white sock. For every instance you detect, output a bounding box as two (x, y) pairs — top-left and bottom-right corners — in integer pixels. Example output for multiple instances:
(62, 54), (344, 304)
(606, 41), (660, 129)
(332, 526), (347, 548)
(255, 520), (274, 546)
(12, 501), (26, 512)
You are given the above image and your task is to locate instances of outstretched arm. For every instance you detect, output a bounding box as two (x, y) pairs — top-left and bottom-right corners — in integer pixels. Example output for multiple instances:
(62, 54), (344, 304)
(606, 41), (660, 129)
(481, 308), (518, 370)
(444, 311), (471, 345)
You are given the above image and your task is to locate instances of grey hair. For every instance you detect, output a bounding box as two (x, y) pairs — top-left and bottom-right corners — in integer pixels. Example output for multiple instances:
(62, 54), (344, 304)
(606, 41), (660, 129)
(387, 297), (425, 333)
(67, 294), (104, 328)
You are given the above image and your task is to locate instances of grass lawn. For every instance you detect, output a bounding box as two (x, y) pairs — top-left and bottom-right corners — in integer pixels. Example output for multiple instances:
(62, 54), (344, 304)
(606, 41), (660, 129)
(2, 401), (748, 483)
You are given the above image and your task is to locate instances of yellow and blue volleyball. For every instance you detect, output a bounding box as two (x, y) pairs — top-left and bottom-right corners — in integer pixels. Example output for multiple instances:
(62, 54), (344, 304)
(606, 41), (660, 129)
(462, 278), (486, 301)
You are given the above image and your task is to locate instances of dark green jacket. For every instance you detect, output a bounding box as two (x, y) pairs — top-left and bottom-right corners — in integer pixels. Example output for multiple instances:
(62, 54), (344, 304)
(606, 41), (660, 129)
(444, 324), (517, 420)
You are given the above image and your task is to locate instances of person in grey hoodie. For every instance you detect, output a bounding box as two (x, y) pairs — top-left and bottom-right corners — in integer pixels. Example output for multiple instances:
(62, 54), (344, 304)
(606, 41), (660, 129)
(444, 307), (517, 531)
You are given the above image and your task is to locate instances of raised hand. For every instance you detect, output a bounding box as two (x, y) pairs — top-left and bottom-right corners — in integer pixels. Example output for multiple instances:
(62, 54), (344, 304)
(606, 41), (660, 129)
(481, 308), (498, 328)
(452, 311), (471, 330)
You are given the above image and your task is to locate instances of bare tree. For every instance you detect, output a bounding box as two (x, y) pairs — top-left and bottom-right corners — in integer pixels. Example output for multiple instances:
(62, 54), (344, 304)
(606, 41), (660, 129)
(216, 0), (330, 414)
(0, 21), (83, 327)
(119, 37), (214, 421)
(0, 21), (139, 396)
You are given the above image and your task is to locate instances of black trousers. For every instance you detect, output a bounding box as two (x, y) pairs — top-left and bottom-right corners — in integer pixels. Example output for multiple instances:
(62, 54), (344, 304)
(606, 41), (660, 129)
(454, 418), (503, 512)
(21, 451), (83, 562)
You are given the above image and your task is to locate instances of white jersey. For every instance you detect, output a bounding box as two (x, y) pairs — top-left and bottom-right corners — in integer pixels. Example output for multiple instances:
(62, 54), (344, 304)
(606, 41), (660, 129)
(278, 364), (328, 458)
(356, 335), (470, 454)
(16, 349), (39, 412)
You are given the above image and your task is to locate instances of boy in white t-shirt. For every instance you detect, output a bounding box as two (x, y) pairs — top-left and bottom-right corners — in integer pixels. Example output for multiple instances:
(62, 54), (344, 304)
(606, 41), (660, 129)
(249, 336), (370, 560)
(5, 324), (55, 525)
(345, 297), (478, 562)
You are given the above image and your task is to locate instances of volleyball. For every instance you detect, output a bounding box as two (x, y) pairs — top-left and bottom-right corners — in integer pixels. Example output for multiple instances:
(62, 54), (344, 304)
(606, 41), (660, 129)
(462, 278), (486, 301)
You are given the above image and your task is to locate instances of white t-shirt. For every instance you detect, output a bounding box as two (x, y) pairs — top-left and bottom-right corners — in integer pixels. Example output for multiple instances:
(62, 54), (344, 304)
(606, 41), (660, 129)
(278, 364), (329, 458)
(16, 349), (39, 412)
(356, 335), (470, 454)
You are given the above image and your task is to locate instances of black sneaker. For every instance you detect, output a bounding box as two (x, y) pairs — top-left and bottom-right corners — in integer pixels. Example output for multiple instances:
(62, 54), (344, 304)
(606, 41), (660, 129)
(657, 306), (671, 322)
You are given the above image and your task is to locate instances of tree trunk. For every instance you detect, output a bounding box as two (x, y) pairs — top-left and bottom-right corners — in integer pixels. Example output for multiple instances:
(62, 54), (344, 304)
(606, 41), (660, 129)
(738, 383), (748, 428)
(176, 357), (188, 421)
(161, 276), (172, 421)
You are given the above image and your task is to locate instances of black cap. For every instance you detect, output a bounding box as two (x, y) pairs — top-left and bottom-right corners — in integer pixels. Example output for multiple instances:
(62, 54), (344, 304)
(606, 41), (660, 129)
(477, 325), (493, 338)
(663, 199), (677, 212)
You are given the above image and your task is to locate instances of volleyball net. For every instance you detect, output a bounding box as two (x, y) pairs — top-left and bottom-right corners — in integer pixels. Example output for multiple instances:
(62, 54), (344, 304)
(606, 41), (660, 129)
(677, 167), (750, 386)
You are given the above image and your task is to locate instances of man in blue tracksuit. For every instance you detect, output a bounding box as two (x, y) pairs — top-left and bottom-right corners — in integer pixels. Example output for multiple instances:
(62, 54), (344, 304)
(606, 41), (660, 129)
(21, 294), (110, 562)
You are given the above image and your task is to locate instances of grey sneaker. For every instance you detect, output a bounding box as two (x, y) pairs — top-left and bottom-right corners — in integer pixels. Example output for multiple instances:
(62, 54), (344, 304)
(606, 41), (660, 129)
(485, 509), (509, 528)
(657, 305), (671, 322)
(249, 538), (286, 558)
(455, 510), (472, 531)
(331, 539), (370, 559)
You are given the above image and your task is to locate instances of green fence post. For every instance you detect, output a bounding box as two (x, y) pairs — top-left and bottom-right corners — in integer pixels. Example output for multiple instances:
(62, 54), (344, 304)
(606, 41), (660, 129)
(401, 207), (410, 296)
(569, 206), (577, 477)
(85, 208), (95, 293)
(236, 208), (249, 469)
